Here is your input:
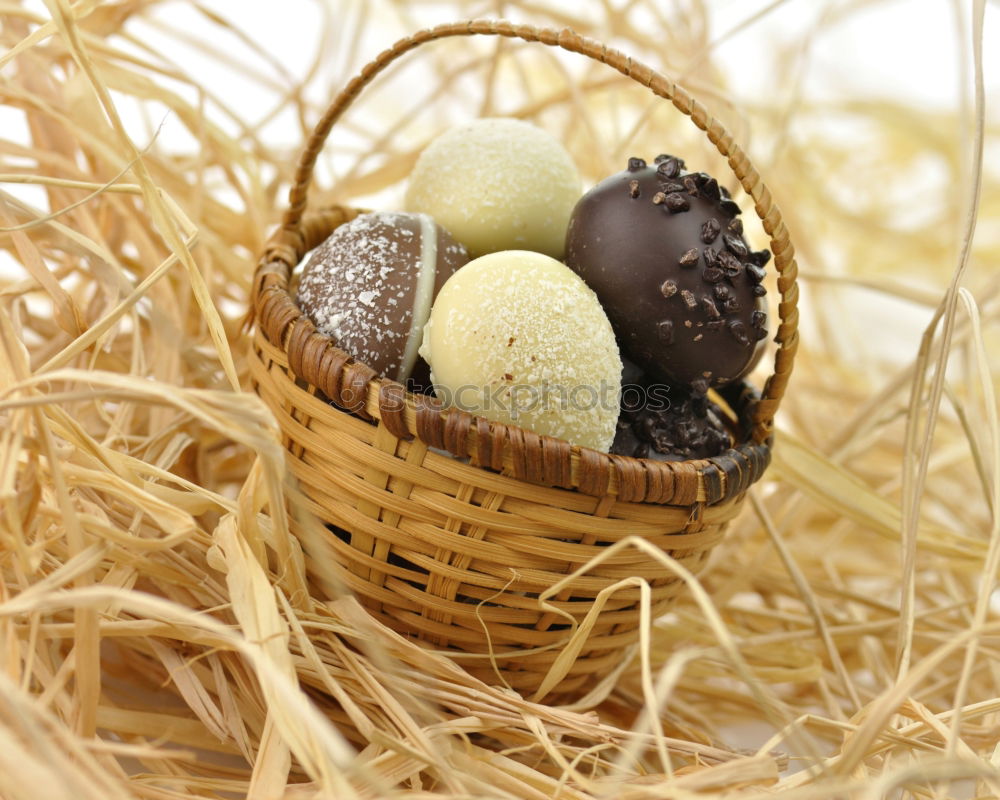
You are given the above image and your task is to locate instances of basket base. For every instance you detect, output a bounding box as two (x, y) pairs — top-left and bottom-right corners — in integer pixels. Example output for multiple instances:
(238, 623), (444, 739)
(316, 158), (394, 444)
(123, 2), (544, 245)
(251, 328), (744, 700)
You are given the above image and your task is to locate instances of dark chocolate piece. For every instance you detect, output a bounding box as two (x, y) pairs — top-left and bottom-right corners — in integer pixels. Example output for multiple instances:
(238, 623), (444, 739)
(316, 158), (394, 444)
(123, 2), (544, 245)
(564, 157), (770, 389)
(664, 193), (690, 213)
(657, 319), (674, 344)
(700, 218), (721, 244)
(698, 175), (721, 202)
(611, 368), (731, 461)
(655, 156), (683, 178)
(679, 248), (699, 267)
(751, 249), (771, 266)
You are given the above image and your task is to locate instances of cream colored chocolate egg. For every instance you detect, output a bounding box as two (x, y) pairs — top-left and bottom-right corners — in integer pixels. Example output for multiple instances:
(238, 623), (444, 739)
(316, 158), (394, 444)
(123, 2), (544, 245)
(419, 250), (622, 452)
(405, 118), (581, 259)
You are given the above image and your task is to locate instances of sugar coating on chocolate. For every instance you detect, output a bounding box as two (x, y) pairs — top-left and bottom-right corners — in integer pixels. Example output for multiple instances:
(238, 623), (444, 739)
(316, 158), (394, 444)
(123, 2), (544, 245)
(565, 155), (770, 390)
(405, 118), (581, 259)
(296, 211), (468, 383)
(419, 250), (622, 453)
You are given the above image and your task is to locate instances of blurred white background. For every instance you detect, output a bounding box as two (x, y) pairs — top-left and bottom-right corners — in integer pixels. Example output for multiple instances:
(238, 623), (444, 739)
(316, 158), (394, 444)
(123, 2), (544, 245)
(1, 0), (994, 362)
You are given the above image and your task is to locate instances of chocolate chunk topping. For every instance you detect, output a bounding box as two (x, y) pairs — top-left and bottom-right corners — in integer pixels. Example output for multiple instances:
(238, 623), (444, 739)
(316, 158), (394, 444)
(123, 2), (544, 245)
(746, 263), (767, 284)
(703, 266), (723, 284)
(654, 153), (685, 168)
(752, 310), (767, 329)
(720, 198), (741, 216)
(680, 289), (698, 309)
(714, 284), (732, 300)
(729, 320), (750, 346)
(755, 327), (769, 341)
(751, 249), (772, 266)
(657, 319), (674, 344)
(706, 319), (724, 330)
(723, 233), (748, 258)
(723, 297), (742, 314)
(679, 248), (699, 267)
(702, 296), (721, 318)
(660, 279), (678, 297)
(700, 218), (721, 244)
(661, 180), (685, 193)
(753, 284), (767, 297)
(718, 250), (742, 276)
(702, 247), (719, 268)
(629, 179), (640, 198)
(664, 193), (690, 213)
(656, 157), (683, 179)
(628, 157), (647, 171)
(728, 218), (743, 235)
(700, 176), (721, 203)
(683, 176), (699, 195)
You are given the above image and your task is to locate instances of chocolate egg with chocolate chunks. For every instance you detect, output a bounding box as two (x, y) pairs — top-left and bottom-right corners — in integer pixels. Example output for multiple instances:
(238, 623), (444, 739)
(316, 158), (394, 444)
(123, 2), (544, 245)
(565, 155), (769, 391)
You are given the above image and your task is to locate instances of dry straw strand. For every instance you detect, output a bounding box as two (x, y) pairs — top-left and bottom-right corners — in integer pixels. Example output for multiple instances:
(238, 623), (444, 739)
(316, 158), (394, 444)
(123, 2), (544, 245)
(1, 0), (997, 798)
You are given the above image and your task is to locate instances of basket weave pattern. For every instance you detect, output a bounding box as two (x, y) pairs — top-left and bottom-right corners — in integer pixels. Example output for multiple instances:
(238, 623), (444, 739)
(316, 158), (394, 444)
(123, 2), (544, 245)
(249, 20), (799, 699)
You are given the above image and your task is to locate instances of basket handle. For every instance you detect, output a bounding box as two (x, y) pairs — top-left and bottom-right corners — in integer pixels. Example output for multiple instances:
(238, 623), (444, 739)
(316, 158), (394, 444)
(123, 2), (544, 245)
(281, 20), (799, 445)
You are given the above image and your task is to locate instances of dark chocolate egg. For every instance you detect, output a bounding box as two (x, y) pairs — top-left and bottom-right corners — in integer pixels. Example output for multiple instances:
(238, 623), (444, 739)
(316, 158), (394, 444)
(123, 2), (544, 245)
(296, 211), (469, 388)
(565, 155), (769, 391)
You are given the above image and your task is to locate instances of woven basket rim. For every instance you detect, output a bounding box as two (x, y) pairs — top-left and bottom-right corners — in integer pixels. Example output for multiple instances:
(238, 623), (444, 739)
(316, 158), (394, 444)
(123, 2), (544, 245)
(251, 19), (798, 506)
(254, 206), (772, 507)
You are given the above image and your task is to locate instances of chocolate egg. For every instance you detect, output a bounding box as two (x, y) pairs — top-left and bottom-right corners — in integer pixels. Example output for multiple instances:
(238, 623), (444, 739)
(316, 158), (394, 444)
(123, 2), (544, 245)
(565, 155), (769, 391)
(419, 250), (622, 452)
(296, 211), (469, 386)
(405, 118), (581, 259)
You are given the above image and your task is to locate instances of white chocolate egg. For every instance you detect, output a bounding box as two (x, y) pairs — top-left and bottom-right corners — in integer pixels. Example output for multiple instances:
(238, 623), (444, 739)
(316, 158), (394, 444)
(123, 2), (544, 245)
(419, 250), (622, 452)
(405, 118), (581, 259)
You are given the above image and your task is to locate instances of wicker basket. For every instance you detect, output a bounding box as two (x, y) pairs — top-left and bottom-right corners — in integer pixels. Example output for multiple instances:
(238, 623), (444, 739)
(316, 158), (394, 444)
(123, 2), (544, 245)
(249, 20), (799, 701)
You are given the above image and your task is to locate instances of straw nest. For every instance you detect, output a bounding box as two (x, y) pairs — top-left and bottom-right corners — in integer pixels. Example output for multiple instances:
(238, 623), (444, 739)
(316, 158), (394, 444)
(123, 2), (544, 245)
(1, 1), (997, 798)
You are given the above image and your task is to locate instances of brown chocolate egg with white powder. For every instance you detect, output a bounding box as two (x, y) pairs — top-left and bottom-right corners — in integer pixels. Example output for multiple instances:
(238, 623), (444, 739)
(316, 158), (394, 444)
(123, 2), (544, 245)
(296, 211), (469, 388)
(565, 155), (769, 392)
